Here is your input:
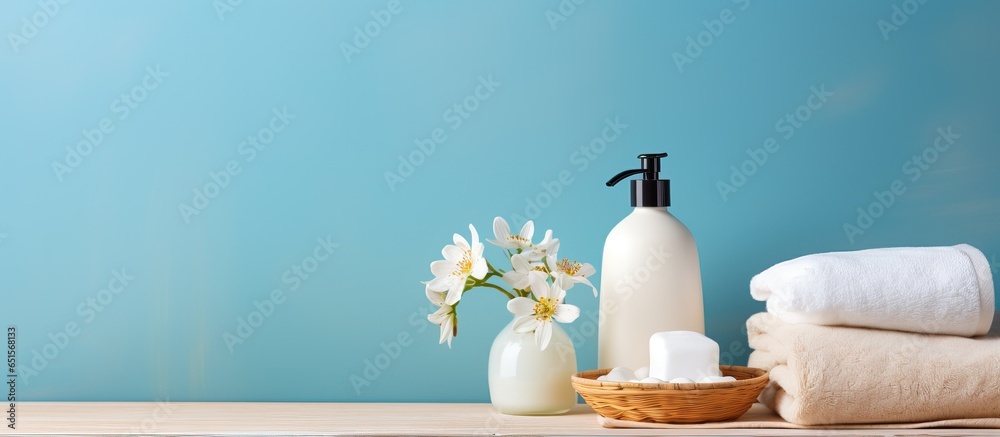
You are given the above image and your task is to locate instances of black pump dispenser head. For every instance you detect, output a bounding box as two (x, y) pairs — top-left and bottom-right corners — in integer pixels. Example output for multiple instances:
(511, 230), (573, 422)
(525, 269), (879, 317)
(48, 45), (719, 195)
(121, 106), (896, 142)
(606, 153), (671, 207)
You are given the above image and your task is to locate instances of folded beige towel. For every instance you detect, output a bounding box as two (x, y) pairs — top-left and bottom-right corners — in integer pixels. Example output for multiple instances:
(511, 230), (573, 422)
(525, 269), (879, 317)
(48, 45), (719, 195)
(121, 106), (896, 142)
(748, 312), (1000, 426)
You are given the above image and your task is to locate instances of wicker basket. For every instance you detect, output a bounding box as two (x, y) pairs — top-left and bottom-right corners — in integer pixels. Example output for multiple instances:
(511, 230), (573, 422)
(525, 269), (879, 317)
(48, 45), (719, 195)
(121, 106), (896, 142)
(571, 365), (769, 424)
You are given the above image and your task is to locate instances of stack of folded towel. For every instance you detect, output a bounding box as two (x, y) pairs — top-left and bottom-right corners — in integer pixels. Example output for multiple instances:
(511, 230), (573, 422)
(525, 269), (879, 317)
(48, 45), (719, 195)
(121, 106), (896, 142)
(748, 244), (999, 426)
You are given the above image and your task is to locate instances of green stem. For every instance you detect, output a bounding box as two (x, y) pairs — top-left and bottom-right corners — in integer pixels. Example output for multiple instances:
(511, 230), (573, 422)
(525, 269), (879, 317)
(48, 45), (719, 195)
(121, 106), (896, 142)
(463, 270), (496, 293)
(478, 282), (516, 300)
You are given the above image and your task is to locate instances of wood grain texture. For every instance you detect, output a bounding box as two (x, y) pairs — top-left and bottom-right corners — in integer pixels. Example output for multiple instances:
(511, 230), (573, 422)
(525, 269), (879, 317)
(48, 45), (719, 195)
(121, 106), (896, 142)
(10, 402), (999, 436)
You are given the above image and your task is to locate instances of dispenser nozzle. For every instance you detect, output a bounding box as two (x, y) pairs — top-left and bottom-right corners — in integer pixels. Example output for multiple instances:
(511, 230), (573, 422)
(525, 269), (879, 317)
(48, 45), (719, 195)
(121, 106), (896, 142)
(606, 153), (668, 186)
(605, 169), (645, 187)
(606, 153), (672, 207)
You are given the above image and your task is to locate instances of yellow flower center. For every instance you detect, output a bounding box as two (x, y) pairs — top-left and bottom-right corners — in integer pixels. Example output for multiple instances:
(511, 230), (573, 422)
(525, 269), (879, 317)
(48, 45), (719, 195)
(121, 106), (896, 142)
(557, 259), (581, 276)
(452, 250), (474, 276)
(507, 235), (530, 245)
(533, 297), (557, 321)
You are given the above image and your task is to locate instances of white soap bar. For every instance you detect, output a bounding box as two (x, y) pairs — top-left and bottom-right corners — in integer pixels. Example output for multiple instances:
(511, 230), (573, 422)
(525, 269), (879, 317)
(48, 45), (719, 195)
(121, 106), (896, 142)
(649, 331), (723, 382)
(634, 367), (650, 380)
(639, 377), (663, 384)
(699, 376), (737, 383)
(605, 367), (636, 382)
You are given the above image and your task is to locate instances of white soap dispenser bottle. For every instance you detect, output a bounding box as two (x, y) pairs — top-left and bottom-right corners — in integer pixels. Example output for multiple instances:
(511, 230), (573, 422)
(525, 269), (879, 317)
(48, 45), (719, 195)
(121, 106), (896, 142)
(598, 153), (705, 371)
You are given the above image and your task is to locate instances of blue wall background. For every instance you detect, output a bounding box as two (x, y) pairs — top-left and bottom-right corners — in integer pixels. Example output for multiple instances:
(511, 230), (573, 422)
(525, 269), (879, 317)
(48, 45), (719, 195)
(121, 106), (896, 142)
(2, 0), (998, 402)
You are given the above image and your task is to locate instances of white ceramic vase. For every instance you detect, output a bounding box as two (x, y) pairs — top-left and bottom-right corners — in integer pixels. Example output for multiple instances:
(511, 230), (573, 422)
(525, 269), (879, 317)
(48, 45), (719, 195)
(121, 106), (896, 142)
(487, 318), (578, 415)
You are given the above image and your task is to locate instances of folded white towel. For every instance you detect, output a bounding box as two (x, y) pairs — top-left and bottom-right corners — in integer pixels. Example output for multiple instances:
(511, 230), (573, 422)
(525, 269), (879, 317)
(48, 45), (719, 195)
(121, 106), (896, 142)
(750, 244), (995, 337)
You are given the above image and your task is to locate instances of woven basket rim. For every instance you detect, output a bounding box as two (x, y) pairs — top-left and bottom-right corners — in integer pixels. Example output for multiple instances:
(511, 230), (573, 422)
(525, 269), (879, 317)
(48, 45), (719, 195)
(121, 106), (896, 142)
(571, 365), (768, 391)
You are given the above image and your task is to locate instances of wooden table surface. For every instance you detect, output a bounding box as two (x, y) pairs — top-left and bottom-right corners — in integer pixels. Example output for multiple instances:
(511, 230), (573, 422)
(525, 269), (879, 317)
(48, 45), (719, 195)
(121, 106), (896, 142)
(9, 402), (998, 436)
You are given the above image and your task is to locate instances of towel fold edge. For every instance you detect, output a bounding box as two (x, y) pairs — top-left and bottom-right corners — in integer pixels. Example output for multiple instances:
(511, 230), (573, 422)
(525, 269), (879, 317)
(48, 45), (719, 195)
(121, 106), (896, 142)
(954, 244), (996, 335)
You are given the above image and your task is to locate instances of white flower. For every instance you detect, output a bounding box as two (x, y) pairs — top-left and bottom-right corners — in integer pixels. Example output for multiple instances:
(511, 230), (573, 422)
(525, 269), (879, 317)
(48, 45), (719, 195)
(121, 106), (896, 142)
(488, 217), (534, 250)
(426, 289), (458, 348)
(425, 224), (487, 305)
(501, 254), (549, 293)
(547, 255), (598, 296)
(506, 282), (580, 350)
(523, 229), (560, 262)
